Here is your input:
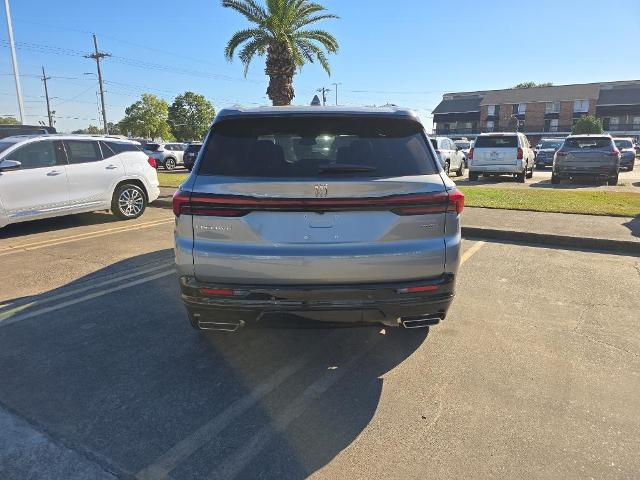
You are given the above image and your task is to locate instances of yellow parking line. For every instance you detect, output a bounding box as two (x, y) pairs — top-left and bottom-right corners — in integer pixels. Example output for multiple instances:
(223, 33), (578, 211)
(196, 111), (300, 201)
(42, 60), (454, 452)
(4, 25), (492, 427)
(460, 240), (485, 265)
(0, 218), (171, 252)
(0, 219), (173, 256)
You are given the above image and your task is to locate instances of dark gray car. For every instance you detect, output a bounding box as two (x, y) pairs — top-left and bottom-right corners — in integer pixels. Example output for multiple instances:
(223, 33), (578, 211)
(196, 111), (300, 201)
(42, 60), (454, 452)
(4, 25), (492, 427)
(552, 135), (620, 185)
(173, 106), (463, 333)
(613, 137), (636, 171)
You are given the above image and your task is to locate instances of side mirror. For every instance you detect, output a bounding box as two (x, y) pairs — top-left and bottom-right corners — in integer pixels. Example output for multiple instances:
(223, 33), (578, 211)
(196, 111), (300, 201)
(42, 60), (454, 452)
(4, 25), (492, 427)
(0, 159), (21, 172)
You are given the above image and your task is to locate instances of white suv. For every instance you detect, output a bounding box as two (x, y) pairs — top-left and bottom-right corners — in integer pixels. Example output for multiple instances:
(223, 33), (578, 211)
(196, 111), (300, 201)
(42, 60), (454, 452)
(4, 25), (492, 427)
(468, 132), (535, 182)
(0, 135), (160, 228)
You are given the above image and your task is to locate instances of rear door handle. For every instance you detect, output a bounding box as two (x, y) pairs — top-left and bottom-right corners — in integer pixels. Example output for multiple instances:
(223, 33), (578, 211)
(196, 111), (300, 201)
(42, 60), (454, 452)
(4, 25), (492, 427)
(47, 170), (63, 176)
(105, 165), (118, 170)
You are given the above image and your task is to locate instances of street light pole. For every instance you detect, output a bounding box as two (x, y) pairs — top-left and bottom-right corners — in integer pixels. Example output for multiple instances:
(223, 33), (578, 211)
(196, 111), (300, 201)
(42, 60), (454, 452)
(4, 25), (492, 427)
(3, 0), (25, 124)
(331, 82), (341, 106)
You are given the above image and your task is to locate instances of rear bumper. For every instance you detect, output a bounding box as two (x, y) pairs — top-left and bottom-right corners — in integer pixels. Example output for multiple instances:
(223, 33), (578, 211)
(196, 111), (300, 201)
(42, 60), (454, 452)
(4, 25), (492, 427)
(179, 274), (455, 327)
(554, 166), (618, 179)
(469, 164), (522, 174)
(620, 156), (635, 167)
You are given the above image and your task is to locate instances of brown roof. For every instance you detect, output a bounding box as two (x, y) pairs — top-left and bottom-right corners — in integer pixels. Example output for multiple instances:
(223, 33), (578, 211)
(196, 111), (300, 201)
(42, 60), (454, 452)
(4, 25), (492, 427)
(480, 84), (600, 105)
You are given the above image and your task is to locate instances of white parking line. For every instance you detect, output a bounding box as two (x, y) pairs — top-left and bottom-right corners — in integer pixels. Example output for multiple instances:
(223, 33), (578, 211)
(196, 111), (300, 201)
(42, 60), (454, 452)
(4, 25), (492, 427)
(0, 262), (173, 323)
(135, 329), (355, 480)
(0, 269), (175, 328)
(207, 335), (381, 480)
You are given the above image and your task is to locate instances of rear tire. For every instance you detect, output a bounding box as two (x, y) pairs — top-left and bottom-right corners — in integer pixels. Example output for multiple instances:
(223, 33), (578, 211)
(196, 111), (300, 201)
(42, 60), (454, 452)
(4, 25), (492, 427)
(444, 161), (450, 176)
(526, 164), (534, 179)
(469, 171), (479, 181)
(608, 173), (619, 186)
(111, 183), (147, 220)
(516, 169), (526, 183)
(551, 172), (560, 184)
(628, 163), (634, 172)
(164, 157), (176, 171)
(456, 161), (465, 177)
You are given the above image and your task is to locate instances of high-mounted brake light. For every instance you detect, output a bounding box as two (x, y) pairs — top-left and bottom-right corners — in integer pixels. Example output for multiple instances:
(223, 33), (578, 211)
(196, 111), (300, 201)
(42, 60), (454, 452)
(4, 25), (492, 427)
(147, 157), (157, 168)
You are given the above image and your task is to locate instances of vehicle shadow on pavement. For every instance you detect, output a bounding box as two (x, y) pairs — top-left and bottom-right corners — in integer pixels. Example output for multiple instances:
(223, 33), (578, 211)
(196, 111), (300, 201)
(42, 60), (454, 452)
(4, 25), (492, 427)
(623, 216), (640, 238)
(0, 250), (429, 479)
(0, 212), (120, 240)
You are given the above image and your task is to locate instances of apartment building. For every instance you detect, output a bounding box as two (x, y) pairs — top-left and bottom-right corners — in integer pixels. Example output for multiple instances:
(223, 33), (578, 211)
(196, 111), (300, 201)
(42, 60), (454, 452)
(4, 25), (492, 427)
(432, 80), (640, 144)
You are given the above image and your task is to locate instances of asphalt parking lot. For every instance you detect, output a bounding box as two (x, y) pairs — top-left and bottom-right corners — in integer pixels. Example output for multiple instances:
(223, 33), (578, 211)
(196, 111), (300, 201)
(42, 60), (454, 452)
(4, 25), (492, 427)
(1, 206), (639, 479)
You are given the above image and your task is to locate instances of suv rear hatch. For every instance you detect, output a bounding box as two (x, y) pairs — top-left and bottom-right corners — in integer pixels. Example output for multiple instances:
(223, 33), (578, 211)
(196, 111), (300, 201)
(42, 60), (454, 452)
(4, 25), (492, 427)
(559, 137), (618, 170)
(178, 115), (459, 285)
(472, 135), (519, 165)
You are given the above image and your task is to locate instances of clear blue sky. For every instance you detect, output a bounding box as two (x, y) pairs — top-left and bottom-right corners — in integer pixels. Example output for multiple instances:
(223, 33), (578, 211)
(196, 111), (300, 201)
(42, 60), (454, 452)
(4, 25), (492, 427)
(1, 0), (639, 131)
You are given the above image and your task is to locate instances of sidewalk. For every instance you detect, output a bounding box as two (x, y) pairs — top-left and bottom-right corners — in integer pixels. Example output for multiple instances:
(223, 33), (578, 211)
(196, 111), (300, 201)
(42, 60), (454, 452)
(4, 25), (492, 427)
(463, 207), (640, 254)
(153, 187), (640, 254)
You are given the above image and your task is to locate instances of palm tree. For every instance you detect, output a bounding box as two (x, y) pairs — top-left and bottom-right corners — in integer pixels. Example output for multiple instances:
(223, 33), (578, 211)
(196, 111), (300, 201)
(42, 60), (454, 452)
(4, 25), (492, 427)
(222, 0), (339, 106)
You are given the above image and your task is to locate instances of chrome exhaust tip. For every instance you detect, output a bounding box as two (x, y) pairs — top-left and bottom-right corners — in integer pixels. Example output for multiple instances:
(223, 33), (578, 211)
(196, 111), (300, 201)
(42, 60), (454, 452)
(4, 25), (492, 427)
(197, 319), (245, 332)
(401, 315), (441, 329)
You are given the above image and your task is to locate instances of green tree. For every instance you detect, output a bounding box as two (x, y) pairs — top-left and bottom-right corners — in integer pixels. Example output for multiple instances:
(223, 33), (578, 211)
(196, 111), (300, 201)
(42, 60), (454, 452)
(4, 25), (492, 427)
(223, 0), (339, 106)
(0, 116), (20, 125)
(168, 92), (216, 141)
(106, 122), (121, 135)
(72, 125), (103, 134)
(118, 94), (173, 139)
(513, 81), (553, 89)
(572, 115), (603, 135)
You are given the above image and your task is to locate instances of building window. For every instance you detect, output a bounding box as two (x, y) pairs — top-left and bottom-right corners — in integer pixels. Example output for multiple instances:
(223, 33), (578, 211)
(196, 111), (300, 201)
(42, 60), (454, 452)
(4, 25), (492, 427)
(487, 105), (496, 116)
(544, 119), (559, 132)
(602, 118), (610, 130)
(545, 102), (560, 114)
(609, 117), (619, 130)
(486, 120), (494, 132)
(633, 116), (640, 128)
(518, 103), (527, 115)
(573, 99), (589, 112)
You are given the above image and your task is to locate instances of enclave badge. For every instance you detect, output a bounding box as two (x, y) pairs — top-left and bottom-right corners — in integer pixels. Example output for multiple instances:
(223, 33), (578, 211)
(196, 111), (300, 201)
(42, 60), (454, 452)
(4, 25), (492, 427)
(314, 184), (328, 197)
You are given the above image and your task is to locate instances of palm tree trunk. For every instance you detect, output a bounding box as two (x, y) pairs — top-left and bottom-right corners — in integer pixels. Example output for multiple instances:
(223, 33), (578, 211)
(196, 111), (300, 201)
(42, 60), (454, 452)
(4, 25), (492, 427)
(265, 42), (295, 106)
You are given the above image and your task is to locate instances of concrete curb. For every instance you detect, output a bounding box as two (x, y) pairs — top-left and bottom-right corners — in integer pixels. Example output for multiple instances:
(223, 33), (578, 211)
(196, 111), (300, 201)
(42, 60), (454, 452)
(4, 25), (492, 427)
(462, 226), (640, 255)
(151, 199), (640, 255)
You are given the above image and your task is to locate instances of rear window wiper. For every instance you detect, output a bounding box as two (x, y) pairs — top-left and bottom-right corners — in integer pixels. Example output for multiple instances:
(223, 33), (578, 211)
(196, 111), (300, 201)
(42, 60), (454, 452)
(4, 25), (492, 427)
(317, 163), (377, 174)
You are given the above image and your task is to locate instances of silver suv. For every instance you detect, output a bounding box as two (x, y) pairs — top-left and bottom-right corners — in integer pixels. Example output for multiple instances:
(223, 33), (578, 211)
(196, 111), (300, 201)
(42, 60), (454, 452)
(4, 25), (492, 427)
(173, 106), (463, 332)
(552, 134), (620, 185)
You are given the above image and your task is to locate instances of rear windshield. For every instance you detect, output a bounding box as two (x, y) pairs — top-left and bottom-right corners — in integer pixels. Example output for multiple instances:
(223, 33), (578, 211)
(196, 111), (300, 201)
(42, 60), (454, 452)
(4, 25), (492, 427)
(474, 136), (518, 148)
(185, 144), (202, 153)
(540, 140), (563, 149)
(455, 141), (470, 149)
(143, 143), (160, 152)
(564, 137), (612, 149)
(614, 139), (633, 149)
(198, 116), (438, 178)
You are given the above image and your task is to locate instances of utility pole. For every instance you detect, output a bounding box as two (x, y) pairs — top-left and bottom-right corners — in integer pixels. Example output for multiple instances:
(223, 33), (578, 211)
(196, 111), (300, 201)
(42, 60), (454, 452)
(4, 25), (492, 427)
(316, 87), (331, 106)
(41, 66), (53, 128)
(85, 34), (110, 134)
(331, 82), (341, 106)
(3, 0), (25, 124)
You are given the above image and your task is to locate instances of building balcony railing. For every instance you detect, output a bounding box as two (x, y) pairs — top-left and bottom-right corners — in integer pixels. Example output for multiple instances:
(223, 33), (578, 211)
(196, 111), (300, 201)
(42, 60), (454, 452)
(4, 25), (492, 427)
(604, 123), (640, 132)
(435, 123), (640, 137)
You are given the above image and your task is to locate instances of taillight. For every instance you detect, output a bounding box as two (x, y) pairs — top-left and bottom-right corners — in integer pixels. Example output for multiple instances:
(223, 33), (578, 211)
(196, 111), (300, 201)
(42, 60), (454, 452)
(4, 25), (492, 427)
(447, 188), (464, 214)
(173, 191), (464, 217)
(517, 147), (523, 160)
(607, 149), (621, 157)
(467, 148), (474, 160)
(556, 151), (568, 157)
(147, 157), (157, 168)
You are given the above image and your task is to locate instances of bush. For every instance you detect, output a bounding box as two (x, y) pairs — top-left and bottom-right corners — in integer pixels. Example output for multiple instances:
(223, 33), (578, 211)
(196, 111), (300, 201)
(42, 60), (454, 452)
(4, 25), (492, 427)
(572, 115), (603, 135)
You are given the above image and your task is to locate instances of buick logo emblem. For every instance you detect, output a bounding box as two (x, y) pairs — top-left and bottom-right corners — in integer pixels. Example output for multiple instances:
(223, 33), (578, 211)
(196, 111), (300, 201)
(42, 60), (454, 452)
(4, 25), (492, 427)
(314, 184), (328, 197)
